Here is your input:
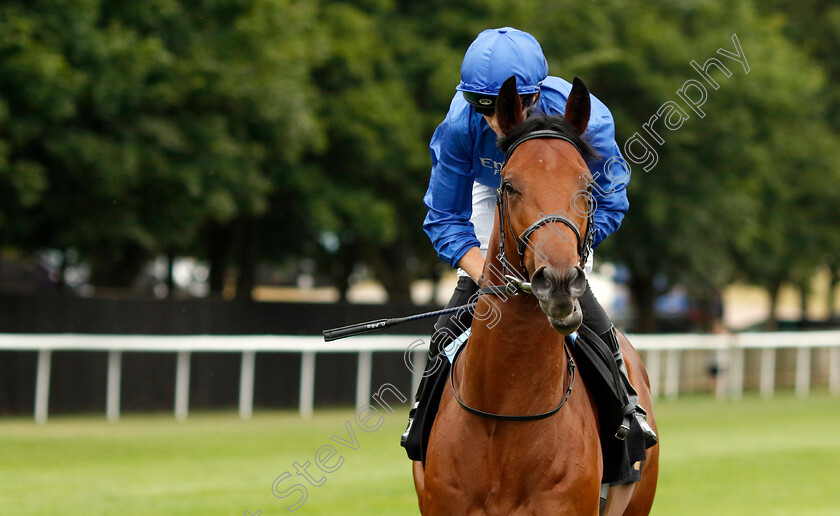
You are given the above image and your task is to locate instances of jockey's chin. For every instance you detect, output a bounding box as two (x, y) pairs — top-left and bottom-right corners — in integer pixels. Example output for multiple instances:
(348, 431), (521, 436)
(482, 114), (505, 137)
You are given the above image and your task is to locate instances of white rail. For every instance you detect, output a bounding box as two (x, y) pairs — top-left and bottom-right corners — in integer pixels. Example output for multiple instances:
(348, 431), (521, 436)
(2, 331), (839, 423)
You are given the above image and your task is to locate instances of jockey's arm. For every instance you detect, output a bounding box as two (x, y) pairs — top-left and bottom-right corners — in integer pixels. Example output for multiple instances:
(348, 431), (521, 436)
(583, 110), (630, 247)
(456, 247), (485, 284)
(423, 109), (483, 275)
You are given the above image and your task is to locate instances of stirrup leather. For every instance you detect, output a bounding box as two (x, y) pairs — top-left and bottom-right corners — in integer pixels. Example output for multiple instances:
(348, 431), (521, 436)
(600, 326), (658, 447)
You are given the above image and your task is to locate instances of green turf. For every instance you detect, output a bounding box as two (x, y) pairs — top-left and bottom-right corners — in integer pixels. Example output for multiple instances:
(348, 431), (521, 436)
(1, 393), (838, 515)
(653, 393), (840, 515)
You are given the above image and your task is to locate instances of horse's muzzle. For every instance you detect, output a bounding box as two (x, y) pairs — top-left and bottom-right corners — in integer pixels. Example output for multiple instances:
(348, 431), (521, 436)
(548, 299), (583, 334)
(531, 265), (586, 335)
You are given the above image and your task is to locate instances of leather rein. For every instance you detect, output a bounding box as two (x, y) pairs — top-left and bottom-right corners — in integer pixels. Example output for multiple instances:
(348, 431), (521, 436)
(450, 129), (594, 422)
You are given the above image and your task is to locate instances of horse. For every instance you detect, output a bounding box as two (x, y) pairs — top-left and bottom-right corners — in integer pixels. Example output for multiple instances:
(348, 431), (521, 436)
(412, 77), (659, 515)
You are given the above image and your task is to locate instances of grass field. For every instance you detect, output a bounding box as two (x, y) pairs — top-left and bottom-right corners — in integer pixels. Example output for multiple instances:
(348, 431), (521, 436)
(1, 393), (839, 515)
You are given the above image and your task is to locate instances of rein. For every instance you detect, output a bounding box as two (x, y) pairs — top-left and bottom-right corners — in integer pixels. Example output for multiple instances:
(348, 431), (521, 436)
(449, 128), (592, 422)
(450, 339), (576, 422)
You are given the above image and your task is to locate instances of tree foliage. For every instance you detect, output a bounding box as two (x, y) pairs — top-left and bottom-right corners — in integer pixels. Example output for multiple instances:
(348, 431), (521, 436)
(0, 0), (838, 330)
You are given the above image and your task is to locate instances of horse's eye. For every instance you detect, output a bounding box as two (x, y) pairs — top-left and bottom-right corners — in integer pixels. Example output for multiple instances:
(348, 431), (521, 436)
(502, 180), (517, 194)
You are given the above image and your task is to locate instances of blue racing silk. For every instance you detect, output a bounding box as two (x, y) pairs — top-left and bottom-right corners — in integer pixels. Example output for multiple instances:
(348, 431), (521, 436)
(422, 76), (630, 268)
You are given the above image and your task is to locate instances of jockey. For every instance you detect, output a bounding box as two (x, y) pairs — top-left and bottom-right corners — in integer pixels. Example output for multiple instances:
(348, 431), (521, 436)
(402, 26), (656, 488)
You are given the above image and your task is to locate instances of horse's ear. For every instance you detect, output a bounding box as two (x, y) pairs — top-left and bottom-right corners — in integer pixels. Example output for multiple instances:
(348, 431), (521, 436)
(495, 76), (525, 136)
(564, 77), (590, 135)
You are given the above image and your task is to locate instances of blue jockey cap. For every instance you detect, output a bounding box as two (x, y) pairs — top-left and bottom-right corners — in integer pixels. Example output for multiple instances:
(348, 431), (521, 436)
(457, 27), (548, 96)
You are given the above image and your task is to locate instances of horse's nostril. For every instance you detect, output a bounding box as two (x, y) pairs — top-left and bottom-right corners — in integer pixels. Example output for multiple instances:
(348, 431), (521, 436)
(533, 265), (585, 302)
(530, 266), (556, 300)
(567, 265), (586, 299)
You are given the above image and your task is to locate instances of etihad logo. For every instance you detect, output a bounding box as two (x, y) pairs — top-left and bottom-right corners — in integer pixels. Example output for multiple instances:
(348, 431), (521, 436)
(479, 157), (504, 174)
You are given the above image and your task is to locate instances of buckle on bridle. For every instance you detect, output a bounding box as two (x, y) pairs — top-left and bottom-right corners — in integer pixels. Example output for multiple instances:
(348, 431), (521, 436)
(504, 275), (532, 295)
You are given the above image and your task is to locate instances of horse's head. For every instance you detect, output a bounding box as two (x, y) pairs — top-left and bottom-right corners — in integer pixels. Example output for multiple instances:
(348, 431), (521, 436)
(491, 76), (596, 335)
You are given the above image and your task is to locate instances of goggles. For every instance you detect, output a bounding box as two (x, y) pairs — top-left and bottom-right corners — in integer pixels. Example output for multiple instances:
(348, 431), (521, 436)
(462, 92), (497, 116)
(462, 91), (537, 117)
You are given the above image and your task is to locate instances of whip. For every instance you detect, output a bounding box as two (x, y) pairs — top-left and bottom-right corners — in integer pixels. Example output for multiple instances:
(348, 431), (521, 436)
(322, 302), (476, 341)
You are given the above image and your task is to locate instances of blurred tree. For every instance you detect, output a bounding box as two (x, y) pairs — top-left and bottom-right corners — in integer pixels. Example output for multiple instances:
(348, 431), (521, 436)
(515, 0), (840, 331)
(1, 0), (837, 324)
(297, 1), (450, 303)
(766, 0), (840, 322)
(0, 0), (323, 295)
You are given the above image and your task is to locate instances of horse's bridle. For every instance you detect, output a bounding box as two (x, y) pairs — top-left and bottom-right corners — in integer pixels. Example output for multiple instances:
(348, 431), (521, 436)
(450, 128), (594, 422)
(491, 129), (594, 296)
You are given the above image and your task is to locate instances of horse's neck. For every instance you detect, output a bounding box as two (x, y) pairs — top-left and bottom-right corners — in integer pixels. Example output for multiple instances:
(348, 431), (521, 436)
(457, 255), (569, 416)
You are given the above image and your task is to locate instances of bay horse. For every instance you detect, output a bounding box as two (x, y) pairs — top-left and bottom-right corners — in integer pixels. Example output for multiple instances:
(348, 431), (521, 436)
(413, 77), (659, 515)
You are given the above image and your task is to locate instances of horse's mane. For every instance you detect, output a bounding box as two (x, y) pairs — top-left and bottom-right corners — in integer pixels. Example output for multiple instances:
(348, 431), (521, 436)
(498, 112), (598, 160)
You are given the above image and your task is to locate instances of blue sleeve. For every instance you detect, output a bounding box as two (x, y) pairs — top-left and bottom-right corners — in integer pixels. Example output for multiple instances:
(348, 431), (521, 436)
(422, 113), (481, 267)
(583, 107), (630, 248)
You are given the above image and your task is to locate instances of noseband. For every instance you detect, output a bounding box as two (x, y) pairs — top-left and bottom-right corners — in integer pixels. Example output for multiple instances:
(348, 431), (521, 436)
(494, 129), (594, 293)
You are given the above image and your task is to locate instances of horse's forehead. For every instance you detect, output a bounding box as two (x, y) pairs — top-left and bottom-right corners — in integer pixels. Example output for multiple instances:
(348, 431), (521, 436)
(503, 138), (586, 181)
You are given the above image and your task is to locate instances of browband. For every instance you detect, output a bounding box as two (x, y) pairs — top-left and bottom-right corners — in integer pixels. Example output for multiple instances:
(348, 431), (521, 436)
(503, 129), (581, 166)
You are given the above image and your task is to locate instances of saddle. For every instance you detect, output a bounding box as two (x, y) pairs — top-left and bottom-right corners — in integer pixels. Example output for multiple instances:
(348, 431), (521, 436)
(571, 324), (636, 437)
